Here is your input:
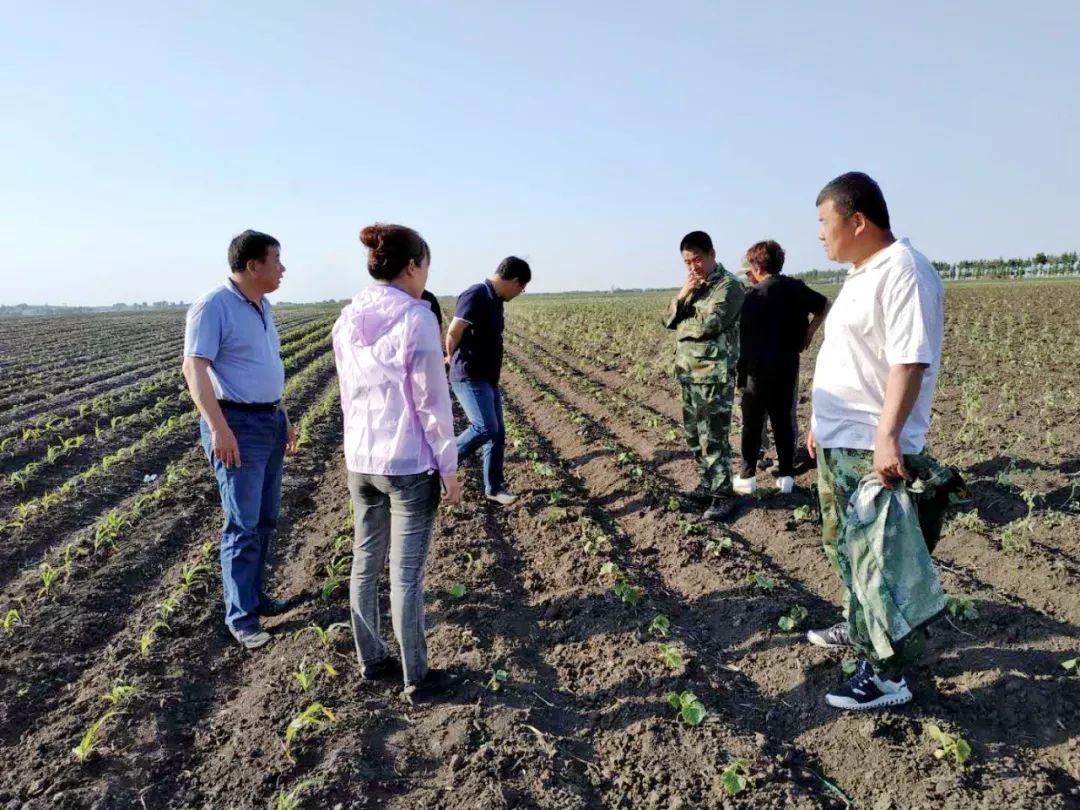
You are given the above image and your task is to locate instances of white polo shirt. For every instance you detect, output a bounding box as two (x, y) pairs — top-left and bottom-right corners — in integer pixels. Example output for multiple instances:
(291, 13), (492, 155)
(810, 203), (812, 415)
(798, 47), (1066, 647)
(810, 238), (944, 454)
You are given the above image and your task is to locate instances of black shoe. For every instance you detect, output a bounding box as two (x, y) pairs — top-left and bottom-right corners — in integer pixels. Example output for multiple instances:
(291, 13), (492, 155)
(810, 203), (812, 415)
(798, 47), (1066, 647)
(257, 594), (293, 617)
(757, 457), (774, 471)
(402, 667), (461, 702)
(361, 657), (403, 681)
(682, 484), (713, 503)
(702, 495), (738, 522)
(806, 621), (853, 648)
(825, 658), (912, 711)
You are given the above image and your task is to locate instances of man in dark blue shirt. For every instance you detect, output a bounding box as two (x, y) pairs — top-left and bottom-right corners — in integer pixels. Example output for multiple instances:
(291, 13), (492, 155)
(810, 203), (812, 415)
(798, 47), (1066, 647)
(445, 257), (531, 505)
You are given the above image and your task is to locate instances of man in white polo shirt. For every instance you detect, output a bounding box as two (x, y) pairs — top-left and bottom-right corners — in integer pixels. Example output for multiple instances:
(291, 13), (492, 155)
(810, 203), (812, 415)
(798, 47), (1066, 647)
(805, 172), (948, 711)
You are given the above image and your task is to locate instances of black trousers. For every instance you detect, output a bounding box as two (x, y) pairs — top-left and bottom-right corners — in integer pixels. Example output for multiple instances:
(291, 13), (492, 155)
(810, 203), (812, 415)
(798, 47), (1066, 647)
(739, 367), (798, 478)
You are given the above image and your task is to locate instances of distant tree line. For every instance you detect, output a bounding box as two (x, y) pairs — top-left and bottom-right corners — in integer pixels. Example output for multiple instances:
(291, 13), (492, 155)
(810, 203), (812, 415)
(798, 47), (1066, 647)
(796, 251), (1080, 285)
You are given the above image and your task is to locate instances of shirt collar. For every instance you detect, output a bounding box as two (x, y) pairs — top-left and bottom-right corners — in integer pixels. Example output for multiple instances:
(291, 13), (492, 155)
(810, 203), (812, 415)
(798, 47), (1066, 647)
(846, 238), (909, 278)
(227, 278), (266, 308)
(483, 278), (499, 301)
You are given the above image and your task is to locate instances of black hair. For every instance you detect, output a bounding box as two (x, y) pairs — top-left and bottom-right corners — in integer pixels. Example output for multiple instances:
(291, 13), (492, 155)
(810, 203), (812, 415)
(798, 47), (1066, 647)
(679, 231), (713, 255)
(815, 172), (891, 231)
(495, 256), (531, 284)
(228, 230), (280, 273)
(359, 223), (430, 281)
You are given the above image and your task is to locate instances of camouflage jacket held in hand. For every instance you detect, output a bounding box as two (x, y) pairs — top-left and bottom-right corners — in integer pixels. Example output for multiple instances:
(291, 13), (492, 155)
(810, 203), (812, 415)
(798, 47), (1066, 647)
(840, 474), (946, 662)
(664, 265), (745, 384)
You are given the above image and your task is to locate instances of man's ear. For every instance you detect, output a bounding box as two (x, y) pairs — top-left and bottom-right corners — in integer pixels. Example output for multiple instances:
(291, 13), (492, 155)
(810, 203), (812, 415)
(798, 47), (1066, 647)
(851, 212), (868, 237)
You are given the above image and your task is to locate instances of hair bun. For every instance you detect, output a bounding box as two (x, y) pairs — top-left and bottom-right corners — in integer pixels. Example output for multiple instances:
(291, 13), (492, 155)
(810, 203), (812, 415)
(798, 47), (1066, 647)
(359, 224), (387, 250)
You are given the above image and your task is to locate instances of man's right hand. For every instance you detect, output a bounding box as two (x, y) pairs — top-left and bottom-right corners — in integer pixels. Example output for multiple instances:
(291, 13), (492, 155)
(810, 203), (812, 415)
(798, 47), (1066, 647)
(806, 429), (816, 460)
(441, 474), (462, 505)
(211, 425), (241, 468)
(678, 274), (705, 301)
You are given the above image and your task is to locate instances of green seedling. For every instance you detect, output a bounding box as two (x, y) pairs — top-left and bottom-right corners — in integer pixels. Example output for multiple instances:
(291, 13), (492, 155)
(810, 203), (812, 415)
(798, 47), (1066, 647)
(546, 489), (563, 505)
(612, 580), (643, 606)
(705, 536), (734, 556)
(276, 778), (327, 810)
(649, 614), (671, 638)
(532, 462), (555, 478)
(777, 605), (808, 632)
(292, 660), (338, 692)
(296, 622), (349, 647)
(945, 595), (978, 621)
(284, 703), (336, 762)
(140, 621), (171, 656)
(722, 757), (751, 796)
(157, 594), (181, 620)
(666, 497), (680, 512)
(1000, 525), (1031, 554)
(657, 643), (684, 669)
(487, 669), (509, 691)
(746, 572), (776, 590)
(665, 690), (706, 726)
(38, 561), (61, 598)
(599, 561), (620, 578)
(792, 505), (814, 522)
(448, 583), (467, 599)
(841, 657), (858, 677)
(679, 520), (706, 537)
(459, 629), (480, 646)
(72, 709), (125, 762)
(3, 608), (21, 635)
(1061, 655), (1079, 674)
(179, 560), (210, 590)
(925, 723), (972, 766)
(102, 684), (138, 706)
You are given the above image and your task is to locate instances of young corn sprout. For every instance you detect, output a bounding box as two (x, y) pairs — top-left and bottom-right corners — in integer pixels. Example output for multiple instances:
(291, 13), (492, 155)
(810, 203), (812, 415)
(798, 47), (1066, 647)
(284, 703), (336, 762)
(72, 709), (125, 762)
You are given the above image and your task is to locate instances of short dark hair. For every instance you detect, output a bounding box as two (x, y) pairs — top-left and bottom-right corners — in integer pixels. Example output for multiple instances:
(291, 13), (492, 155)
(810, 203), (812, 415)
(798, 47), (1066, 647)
(228, 230), (280, 273)
(679, 231), (713, 255)
(359, 223), (430, 281)
(815, 172), (891, 231)
(495, 256), (531, 284)
(745, 240), (786, 275)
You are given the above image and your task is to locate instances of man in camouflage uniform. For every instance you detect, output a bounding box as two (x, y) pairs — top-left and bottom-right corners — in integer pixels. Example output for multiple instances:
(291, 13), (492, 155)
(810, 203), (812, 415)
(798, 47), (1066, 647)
(807, 171), (963, 711)
(664, 230), (745, 521)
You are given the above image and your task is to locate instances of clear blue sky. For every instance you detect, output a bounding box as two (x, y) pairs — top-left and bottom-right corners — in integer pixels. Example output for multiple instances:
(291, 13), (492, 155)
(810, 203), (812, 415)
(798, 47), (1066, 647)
(3, 1), (1078, 305)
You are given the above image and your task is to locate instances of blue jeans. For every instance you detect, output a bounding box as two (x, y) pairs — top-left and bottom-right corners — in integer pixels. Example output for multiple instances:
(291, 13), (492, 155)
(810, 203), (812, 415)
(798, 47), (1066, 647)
(452, 380), (505, 496)
(348, 470), (439, 686)
(199, 409), (287, 632)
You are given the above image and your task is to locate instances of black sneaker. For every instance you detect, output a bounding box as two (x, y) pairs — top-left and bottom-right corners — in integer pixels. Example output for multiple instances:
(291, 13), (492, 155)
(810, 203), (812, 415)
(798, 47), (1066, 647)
(257, 594), (293, 617)
(402, 668), (461, 703)
(361, 657), (403, 682)
(702, 495), (738, 522)
(806, 621), (854, 649)
(825, 658), (912, 711)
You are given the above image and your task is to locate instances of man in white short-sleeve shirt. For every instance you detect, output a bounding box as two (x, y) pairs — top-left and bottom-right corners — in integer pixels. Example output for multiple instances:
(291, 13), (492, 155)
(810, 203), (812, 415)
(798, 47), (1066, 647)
(804, 172), (949, 712)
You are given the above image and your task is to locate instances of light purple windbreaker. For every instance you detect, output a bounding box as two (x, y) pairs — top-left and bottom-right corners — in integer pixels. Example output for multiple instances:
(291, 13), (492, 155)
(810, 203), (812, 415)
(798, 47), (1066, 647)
(332, 284), (457, 477)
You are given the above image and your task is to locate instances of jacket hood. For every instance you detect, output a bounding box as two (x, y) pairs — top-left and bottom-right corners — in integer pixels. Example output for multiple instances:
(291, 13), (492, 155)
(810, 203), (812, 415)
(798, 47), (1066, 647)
(338, 284), (427, 347)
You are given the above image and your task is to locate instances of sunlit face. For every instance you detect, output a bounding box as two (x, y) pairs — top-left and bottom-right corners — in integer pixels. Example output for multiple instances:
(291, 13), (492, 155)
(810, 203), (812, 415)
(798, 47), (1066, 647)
(250, 245), (285, 293)
(681, 249), (715, 278)
(404, 254), (430, 297)
(817, 199), (860, 264)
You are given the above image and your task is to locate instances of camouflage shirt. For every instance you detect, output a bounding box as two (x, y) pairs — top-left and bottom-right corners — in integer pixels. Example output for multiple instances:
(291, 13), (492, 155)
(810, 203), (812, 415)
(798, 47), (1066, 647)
(664, 265), (745, 383)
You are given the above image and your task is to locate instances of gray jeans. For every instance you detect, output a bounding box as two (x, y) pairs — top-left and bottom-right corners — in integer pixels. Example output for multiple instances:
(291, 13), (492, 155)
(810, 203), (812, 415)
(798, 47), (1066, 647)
(347, 470), (439, 686)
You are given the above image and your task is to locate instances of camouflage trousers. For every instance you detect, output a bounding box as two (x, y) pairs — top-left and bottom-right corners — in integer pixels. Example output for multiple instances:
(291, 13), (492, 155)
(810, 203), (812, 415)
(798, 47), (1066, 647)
(817, 448), (966, 677)
(679, 379), (734, 494)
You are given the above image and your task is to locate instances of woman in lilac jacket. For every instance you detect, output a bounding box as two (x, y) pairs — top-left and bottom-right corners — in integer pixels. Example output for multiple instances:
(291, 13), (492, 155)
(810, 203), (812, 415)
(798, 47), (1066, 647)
(332, 223), (460, 699)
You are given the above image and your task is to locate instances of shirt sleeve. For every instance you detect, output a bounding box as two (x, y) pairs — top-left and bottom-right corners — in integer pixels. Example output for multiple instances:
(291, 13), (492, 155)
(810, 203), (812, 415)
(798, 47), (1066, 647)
(799, 280), (829, 315)
(881, 265), (939, 367)
(406, 309), (458, 476)
(183, 296), (222, 361)
(678, 274), (744, 341)
(453, 284), (484, 325)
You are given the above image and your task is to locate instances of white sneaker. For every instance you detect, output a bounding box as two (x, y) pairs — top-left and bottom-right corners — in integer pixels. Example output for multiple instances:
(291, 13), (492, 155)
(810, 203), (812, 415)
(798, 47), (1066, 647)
(777, 476), (794, 494)
(732, 475), (757, 495)
(486, 491), (519, 506)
